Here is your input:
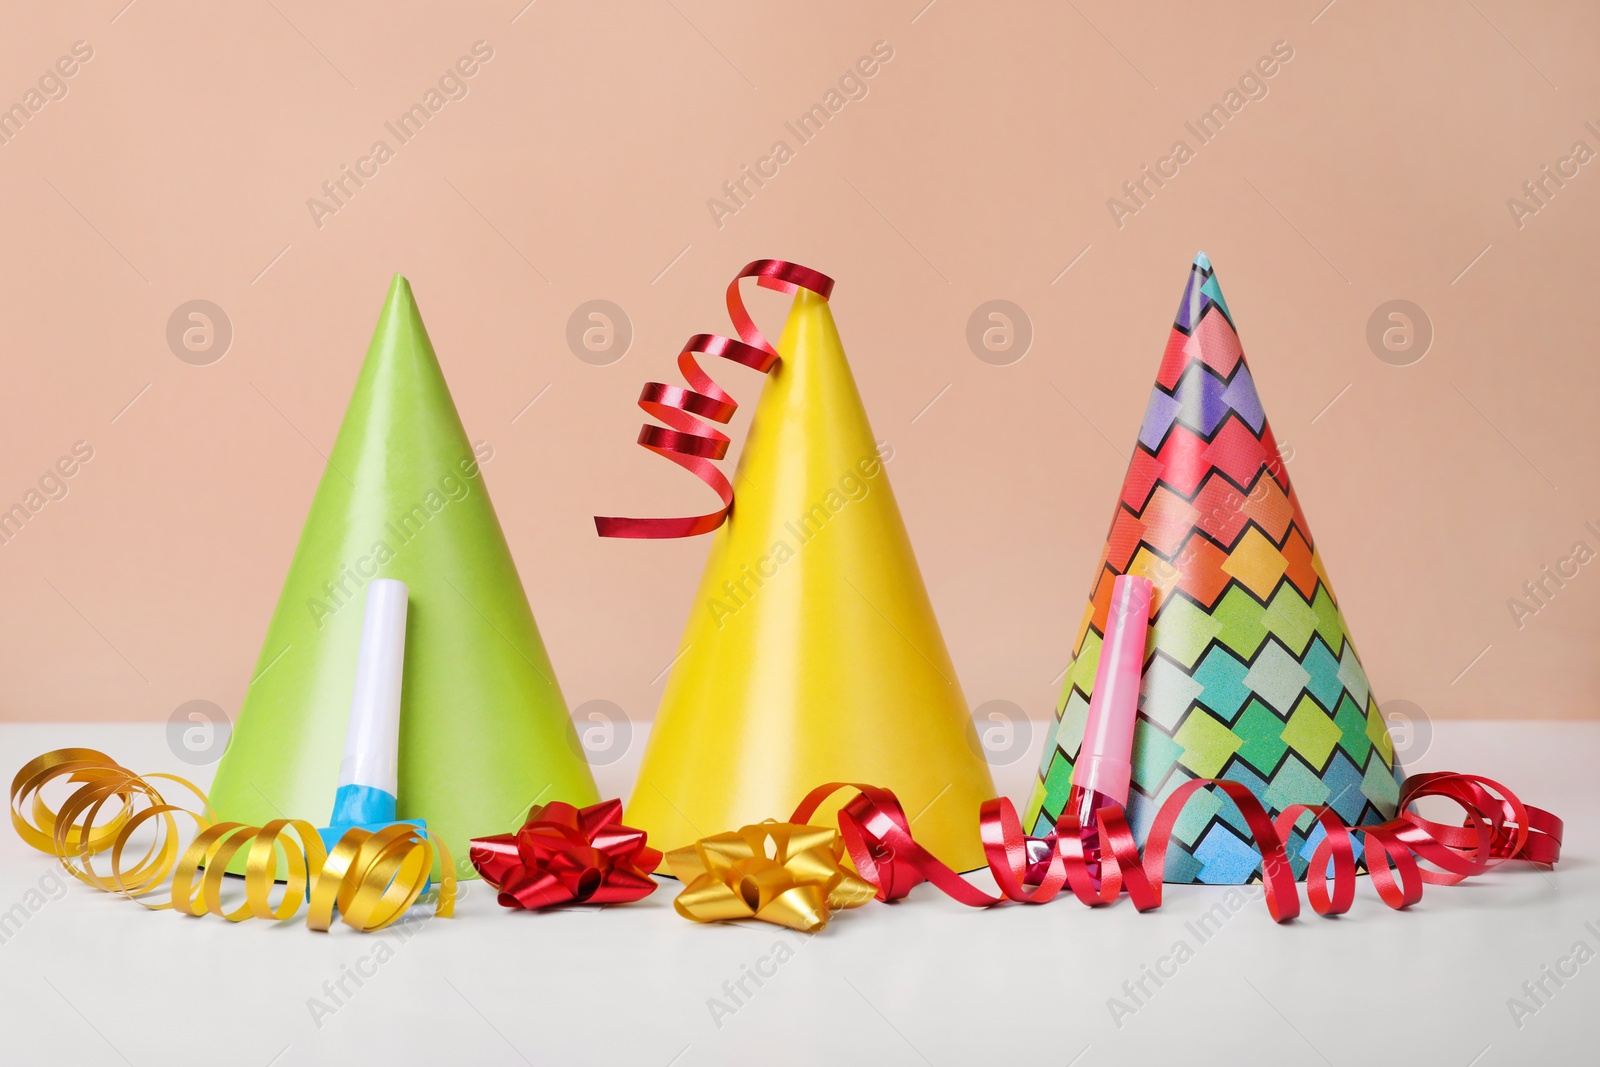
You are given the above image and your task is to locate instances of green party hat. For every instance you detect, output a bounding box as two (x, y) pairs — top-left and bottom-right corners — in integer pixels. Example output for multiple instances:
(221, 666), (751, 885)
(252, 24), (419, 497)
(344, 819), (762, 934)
(208, 276), (597, 876)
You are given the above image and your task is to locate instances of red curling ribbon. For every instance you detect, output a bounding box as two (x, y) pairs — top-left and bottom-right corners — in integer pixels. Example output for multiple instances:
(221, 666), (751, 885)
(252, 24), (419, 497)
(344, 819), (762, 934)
(595, 259), (836, 539)
(468, 799), (662, 910)
(791, 770), (1561, 923)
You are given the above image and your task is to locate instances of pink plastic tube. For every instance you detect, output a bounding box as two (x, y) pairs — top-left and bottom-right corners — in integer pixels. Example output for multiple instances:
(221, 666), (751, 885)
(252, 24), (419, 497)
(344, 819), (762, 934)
(1072, 574), (1153, 806)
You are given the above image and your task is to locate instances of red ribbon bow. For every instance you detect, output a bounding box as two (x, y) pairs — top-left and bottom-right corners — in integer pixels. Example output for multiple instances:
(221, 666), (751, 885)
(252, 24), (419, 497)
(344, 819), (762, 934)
(469, 800), (662, 910)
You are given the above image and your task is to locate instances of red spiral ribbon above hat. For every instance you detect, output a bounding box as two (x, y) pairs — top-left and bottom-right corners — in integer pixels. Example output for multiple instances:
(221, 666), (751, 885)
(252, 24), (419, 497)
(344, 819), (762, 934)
(791, 770), (1561, 921)
(595, 259), (835, 539)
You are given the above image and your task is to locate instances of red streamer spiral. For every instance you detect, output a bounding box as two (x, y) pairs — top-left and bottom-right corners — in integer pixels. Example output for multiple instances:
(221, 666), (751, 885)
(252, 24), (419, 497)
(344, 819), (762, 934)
(595, 259), (835, 539)
(791, 771), (1561, 921)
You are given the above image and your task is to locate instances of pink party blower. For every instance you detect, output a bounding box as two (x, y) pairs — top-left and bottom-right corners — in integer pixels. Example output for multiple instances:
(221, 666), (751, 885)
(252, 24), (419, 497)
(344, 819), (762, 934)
(1064, 574), (1152, 883)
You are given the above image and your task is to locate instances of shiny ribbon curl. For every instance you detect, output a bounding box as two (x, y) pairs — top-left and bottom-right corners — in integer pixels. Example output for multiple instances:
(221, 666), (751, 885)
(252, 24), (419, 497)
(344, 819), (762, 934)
(595, 259), (836, 539)
(469, 799), (662, 910)
(667, 820), (877, 932)
(12, 749), (453, 932)
(791, 771), (1562, 922)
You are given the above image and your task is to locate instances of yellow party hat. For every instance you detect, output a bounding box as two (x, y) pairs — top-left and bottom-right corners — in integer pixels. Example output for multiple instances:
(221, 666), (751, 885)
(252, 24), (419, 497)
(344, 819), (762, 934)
(620, 269), (995, 870)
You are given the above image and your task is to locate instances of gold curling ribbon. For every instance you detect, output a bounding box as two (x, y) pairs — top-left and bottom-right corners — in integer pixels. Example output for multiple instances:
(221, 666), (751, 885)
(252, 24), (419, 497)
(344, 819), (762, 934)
(666, 820), (876, 932)
(11, 748), (453, 932)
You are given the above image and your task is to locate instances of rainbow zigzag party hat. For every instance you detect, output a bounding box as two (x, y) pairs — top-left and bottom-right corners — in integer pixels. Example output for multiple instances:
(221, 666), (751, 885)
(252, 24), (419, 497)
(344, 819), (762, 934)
(1025, 253), (1403, 884)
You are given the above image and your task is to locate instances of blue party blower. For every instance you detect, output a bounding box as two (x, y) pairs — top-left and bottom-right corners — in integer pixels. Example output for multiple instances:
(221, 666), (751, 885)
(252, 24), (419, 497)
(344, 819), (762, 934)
(320, 578), (425, 852)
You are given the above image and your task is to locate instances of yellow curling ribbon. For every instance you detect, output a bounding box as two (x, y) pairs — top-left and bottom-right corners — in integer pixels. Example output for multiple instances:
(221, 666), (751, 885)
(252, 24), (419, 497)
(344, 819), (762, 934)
(666, 820), (876, 932)
(11, 749), (452, 932)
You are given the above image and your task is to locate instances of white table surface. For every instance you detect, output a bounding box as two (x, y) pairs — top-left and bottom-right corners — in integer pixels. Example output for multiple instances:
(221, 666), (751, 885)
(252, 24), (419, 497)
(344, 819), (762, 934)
(0, 720), (1592, 1067)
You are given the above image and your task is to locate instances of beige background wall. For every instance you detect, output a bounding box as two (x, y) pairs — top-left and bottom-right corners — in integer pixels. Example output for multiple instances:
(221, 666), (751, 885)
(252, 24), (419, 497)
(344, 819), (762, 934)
(1, 1), (1595, 736)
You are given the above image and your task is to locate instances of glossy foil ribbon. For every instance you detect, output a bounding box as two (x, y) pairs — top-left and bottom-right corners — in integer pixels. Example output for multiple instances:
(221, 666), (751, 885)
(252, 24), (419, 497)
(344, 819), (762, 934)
(667, 821), (877, 931)
(468, 799), (661, 909)
(790, 771), (1562, 921)
(11, 749), (453, 932)
(594, 259), (836, 538)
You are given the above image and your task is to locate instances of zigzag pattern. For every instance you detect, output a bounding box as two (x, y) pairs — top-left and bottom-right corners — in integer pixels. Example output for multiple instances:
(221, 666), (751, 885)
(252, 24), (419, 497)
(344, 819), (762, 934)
(1026, 254), (1404, 885)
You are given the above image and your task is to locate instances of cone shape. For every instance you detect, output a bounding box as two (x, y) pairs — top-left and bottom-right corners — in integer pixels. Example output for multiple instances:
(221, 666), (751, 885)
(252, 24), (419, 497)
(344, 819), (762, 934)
(1025, 254), (1404, 884)
(627, 289), (996, 870)
(209, 276), (598, 875)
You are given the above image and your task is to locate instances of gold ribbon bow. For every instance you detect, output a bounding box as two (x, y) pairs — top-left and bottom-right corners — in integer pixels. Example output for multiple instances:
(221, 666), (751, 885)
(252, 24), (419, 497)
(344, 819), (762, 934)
(667, 821), (876, 932)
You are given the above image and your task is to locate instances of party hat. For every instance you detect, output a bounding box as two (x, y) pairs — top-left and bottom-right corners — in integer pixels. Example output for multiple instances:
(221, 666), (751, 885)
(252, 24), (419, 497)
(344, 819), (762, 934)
(620, 275), (996, 871)
(208, 276), (598, 874)
(1025, 253), (1403, 884)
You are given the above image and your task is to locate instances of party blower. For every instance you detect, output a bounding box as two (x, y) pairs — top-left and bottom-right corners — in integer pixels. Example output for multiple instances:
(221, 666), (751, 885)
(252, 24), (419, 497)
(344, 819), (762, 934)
(319, 579), (424, 852)
(1030, 574), (1152, 884)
